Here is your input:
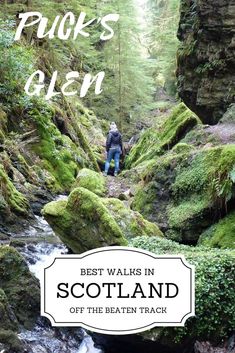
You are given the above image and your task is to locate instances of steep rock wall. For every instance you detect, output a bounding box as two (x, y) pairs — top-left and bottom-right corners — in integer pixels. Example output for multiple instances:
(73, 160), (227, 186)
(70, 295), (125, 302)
(177, 0), (235, 124)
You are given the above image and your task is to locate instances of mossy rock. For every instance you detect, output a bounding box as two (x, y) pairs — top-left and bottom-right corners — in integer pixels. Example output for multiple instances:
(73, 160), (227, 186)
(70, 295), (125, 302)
(132, 145), (235, 244)
(0, 329), (24, 353)
(198, 211), (235, 249)
(0, 246), (40, 329)
(0, 289), (18, 331)
(132, 151), (189, 228)
(0, 164), (29, 216)
(72, 168), (107, 196)
(166, 196), (212, 243)
(0, 108), (7, 143)
(42, 187), (128, 253)
(42, 187), (163, 253)
(130, 236), (235, 347)
(28, 103), (78, 191)
(221, 104), (235, 123)
(126, 103), (201, 168)
(103, 198), (163, 238)
(172, 142), (194, 154)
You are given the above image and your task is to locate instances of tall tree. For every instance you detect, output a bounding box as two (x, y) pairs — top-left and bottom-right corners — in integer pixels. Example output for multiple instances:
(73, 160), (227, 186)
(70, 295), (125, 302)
(85, 0), (155, 133)
(147, 0), (180, 96)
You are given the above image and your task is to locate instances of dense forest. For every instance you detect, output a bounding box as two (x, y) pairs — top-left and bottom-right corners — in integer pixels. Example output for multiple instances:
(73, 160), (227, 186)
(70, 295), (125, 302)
(0, 0), (234, 353)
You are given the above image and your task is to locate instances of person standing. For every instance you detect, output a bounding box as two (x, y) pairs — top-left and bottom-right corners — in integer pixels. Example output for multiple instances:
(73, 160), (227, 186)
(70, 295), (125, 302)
(103, 122), (123, 177)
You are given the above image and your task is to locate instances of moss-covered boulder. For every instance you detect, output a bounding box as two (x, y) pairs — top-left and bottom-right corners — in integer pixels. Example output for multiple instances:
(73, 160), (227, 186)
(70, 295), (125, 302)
(126, 103), (201, 168)
(42, 187), (163, 253)
(132, 145), (235, 244)
(198, 211), (235, 249)
(42, 187), (127, 253)
(0, 108), (7, 143)
(0, 330), (24, 353)
(103, 198), (163, 238)
(130, 236), (235, 348)
(72, 168), (107, 196)
(0, 164), (29, 217)
(0, 289), (18, 331)
(0, 246), (40, 329)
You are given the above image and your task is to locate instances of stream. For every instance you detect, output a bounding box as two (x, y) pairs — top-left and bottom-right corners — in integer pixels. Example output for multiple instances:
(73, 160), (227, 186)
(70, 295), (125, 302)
(13, 211), (103, 353)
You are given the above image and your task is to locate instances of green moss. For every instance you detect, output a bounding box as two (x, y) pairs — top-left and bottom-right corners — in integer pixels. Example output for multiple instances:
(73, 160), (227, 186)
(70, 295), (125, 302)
(73, 168), (107, 196)
(132, 144), (235, 243)
(0, 108), (7, 143)
(173, 145), (235, 204)
(64, 100), (101, 172)
(0, 289), (18, 331)
(0, 329), (24, 353)
(126, 103), (201, 168)
(166, 195), (211, 242)
(0, 246), (40, 329)
(168, 196), (209, 228)
(132, 182), (158, 218)
(199, 211), (235, 249)
(121, 159), (157, 183)
(172, 142), (194, 154)
(130, 236), (235, 344)
(0, 164), (29, 215)
(42, 188), (127, 253)
(103, 198), (163, 238)
(29, 103), (78, 191)
(132, 151), (188, 221)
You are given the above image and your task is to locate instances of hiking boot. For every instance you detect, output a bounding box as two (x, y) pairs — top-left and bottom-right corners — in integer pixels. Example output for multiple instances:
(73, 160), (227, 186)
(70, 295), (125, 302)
(114, 171), (118, 177)
(103, 171), (108, 177)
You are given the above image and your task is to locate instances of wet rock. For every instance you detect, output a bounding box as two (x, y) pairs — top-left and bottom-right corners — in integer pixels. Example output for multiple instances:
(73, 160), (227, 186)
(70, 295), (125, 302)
(0, 246), (40, 329)
(0, 289), (18, 331)
(0, 330), (24, 353)
(177, 0), (235, 124)
(194, 337), (235, 353)
(118, 191), (130, 201)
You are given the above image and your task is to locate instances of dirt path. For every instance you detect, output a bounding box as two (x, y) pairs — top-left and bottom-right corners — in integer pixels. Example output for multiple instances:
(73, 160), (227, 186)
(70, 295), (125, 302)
(106, 175), (132, 199)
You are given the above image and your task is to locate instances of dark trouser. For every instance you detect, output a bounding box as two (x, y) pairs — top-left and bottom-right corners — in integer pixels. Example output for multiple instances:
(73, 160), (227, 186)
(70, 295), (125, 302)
(105, 148), (121, 174)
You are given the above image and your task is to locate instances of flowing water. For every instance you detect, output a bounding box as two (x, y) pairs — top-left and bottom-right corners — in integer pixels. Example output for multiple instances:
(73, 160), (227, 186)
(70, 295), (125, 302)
(16, 214), (102, 353)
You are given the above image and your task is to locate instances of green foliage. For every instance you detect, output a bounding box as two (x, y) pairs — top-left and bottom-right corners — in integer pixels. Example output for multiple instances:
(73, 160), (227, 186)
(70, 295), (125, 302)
(0, 20), (34, 112)
(92, 0), (155, 129)
(195, 59), (226, 75)
(147, 0), (180, 95)
(130, 236), (235, 342)
(199, 211), (235, 249)
(173, 145), (235, 208)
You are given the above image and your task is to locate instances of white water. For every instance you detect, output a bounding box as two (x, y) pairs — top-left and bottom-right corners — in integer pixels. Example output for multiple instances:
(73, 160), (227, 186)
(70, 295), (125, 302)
(18, 216), (102, 353)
